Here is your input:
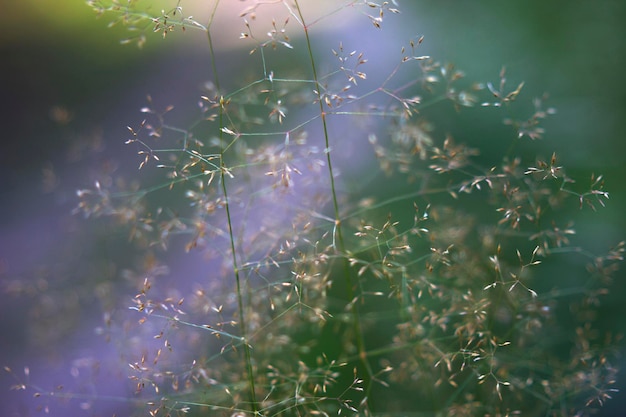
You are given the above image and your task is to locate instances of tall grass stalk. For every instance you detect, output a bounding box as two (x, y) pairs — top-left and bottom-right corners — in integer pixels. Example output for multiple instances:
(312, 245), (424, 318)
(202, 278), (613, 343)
(209, 11), (260, 417)
(293, 0), (373, 397)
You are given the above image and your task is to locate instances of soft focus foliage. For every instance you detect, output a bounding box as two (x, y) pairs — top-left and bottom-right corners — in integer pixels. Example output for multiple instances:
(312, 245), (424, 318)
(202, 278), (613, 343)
(4, 1), (624, 416)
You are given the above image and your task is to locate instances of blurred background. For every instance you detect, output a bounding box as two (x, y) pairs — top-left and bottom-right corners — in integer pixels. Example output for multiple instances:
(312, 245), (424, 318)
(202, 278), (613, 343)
(1, 0), (624, 415)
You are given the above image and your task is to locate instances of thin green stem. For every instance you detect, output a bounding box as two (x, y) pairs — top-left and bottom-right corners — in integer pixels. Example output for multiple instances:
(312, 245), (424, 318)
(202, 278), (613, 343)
(293, 0), (373, 403)
(206, 2), (258, 413)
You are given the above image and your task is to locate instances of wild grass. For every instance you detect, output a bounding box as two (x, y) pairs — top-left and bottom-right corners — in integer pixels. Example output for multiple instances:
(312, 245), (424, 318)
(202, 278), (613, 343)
(6, 1), (624, 416)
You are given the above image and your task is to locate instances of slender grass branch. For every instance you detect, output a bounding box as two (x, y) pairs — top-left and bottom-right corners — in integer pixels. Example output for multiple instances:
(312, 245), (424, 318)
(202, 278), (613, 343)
(293, 0), (374, 402)
(207, 1), (258, 413)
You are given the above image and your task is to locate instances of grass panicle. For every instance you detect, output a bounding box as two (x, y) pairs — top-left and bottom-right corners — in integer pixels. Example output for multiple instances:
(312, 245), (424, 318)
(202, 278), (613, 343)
(6, 1), (623, 416)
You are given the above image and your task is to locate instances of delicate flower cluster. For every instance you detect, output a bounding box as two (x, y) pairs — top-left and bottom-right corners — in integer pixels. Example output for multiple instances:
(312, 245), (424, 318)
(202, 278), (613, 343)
(8, 1), (622, 416)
